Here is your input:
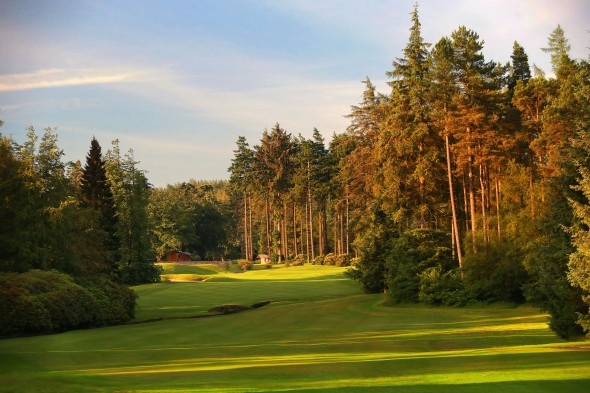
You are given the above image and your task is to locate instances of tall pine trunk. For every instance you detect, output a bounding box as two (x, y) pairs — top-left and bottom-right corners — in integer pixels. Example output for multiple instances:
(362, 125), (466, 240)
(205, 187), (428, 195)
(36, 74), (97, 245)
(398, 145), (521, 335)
(446, 133), (463, 271)
(467, 132), (477, 253)
(495, 170), (501, 241)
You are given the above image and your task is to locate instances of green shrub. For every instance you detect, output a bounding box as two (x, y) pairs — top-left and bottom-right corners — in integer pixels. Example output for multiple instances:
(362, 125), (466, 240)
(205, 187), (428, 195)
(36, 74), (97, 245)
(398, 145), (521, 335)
(323, 253), (336, 266)
(334, 254), (350, 267)
(237, 260), (253, 271)
(463, 241), (528, 303)
(86, 278), (137, 325)
(418, 266), (470, 306)
(38, 285), (99, 332)
(291, 260), (303, 266)
(0, 270), (136, 336)
(3, 295), (52, 335)
(345, 258), (387, 294)
(386, 229), (453, 303)
(314, 255), (325, 265)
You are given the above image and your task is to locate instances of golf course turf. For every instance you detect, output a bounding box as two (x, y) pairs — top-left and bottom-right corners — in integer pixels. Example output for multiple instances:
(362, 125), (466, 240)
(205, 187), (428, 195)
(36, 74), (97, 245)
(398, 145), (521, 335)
(0, 264), (588, 392)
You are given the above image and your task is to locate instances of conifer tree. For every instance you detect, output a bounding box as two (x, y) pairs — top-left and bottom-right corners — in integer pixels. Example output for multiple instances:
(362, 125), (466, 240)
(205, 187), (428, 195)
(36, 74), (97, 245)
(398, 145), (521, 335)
(228, 136), (255, 260)
(105, 141), (159, 284)
(81, 137), (119, 272)
(508, 41), (531, 96)
(382, 2), (439, 229)
(542, 24), (572, 75)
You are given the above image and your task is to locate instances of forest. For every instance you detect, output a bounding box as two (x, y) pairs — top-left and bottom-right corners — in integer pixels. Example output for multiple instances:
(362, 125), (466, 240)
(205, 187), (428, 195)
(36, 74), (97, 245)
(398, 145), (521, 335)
(1, 7), (589, 340)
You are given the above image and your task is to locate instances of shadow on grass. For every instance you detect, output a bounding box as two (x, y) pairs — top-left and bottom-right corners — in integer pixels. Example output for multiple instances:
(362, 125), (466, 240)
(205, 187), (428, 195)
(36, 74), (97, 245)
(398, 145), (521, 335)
(278, 379), (590, 393)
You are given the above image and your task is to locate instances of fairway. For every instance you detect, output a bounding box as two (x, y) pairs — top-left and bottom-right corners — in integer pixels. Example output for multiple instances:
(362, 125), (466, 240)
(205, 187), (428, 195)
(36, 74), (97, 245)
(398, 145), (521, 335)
(0, 265), (589, 392)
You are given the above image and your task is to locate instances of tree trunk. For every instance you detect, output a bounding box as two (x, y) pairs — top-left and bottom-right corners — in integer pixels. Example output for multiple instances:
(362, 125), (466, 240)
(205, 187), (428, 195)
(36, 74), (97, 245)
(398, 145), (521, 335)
(293, 203), (298, 257)
(248, 194), (253, 260)
(462, 175), (469, 232)
(479, 163), (487, 244)
(495, 170), (501, 241)
(305, 201), (311, 263)
(308, 162), (315, 262)
(345, 195), (350, 255)
(243, 191), (248, 259)
(446, 134), (463, 272)
(332, 204), (338, 253)
(265, 198), (271, 256)
(467, 133), (477, 253)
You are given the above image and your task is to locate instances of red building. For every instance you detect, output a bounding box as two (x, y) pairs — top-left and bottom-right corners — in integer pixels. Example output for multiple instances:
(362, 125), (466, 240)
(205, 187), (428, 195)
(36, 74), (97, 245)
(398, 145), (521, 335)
(166, 251), (193, 262)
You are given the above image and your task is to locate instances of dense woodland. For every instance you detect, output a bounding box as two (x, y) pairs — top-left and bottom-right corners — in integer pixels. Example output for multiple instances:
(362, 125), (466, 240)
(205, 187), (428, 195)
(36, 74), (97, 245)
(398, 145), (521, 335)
(1, 7), (590, 339)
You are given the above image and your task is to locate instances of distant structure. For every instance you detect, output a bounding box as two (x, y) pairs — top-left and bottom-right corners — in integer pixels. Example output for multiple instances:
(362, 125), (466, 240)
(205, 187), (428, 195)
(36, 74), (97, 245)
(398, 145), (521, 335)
(166, 251), (193, 262)
(257, 254), (271, 264)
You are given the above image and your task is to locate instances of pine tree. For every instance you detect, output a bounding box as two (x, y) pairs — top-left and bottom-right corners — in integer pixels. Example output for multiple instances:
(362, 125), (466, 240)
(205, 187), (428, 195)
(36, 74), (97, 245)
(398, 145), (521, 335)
(508, 41), (531, 95)
(430, 36), (463, 269)
(0, 135), (31, 272)
(542, 24), (572, 75)
(105, 141), (159, 284)
(382, 2), (439, 229)
(81, 137), (119, 272)
(228, 136), (255, 260)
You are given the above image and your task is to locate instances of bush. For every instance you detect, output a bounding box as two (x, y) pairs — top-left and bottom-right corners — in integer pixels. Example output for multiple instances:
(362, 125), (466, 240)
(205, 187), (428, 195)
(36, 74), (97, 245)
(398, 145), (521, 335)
(323, 253), (336, 266)
(86, 277), (137, 325)
(237, 260), (253, 271)
(294, 254), (306, 264)
(3, 295), (52, 335)
(291, 260), (303, 266)
(345, 258), (386, 294)
(418, 266), (470, 306)
(0, 270), (136, 336)
(386, 229), (453, 303)
(463, 241), (528, 303)
(335, 254), (351, 267)
(38, 285), (99, 331)
(314, 255), (325, 265)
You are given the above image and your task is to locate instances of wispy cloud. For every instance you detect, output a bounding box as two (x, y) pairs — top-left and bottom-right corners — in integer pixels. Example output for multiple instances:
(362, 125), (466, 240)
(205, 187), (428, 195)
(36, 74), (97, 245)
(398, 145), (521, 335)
(0, 68), (140, 92)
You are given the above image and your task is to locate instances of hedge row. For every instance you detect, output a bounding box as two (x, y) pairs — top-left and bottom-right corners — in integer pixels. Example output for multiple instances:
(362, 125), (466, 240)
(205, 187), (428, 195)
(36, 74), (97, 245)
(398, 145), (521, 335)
(0, 270), (136, 336)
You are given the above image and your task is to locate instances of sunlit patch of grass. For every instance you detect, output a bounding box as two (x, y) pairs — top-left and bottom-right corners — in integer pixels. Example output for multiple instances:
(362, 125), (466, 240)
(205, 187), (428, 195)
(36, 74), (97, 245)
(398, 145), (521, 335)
(160, 274), (208, 282)
(157, 263), (222, 275)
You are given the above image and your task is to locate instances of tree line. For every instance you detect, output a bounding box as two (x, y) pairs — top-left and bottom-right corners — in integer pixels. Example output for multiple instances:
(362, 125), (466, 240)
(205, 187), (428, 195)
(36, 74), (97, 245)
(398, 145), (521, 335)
(0, 122), (239, 335)
(227, 7), (590, 339)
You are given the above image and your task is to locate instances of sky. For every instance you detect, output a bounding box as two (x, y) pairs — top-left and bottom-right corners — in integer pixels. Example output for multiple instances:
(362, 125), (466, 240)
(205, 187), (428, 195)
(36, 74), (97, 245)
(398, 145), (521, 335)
(1, 0), (589, 187)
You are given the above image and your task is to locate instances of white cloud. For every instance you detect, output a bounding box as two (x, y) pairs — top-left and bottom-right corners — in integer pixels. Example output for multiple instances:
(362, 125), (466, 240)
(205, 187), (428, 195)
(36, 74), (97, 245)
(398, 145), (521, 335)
(0, 68), (141, 92)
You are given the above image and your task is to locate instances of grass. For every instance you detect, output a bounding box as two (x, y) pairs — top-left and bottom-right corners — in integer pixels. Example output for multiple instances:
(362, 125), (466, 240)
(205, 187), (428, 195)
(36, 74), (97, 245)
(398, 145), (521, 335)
(137, 264), (355, 320)
(0, 264), (589, 392)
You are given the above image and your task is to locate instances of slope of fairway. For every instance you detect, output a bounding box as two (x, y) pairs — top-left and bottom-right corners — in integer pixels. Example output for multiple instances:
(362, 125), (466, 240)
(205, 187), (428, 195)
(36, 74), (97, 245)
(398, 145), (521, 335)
(0, 265), (589, 393)
(134, 264), (357, 320)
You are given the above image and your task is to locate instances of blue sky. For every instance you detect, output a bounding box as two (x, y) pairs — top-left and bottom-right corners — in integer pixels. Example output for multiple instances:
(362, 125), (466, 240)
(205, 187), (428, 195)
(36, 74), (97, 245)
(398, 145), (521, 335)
(1, 0), (589, 187)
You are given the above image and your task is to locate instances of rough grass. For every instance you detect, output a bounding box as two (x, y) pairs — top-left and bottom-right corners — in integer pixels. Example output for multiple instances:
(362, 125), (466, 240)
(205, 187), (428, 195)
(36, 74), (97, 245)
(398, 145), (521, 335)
(0, 265), (588, 392)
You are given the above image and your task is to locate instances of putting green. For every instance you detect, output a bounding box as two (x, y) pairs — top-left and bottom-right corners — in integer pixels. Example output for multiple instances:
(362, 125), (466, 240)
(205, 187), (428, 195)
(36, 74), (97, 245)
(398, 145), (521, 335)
(0, 265), (588, 392)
